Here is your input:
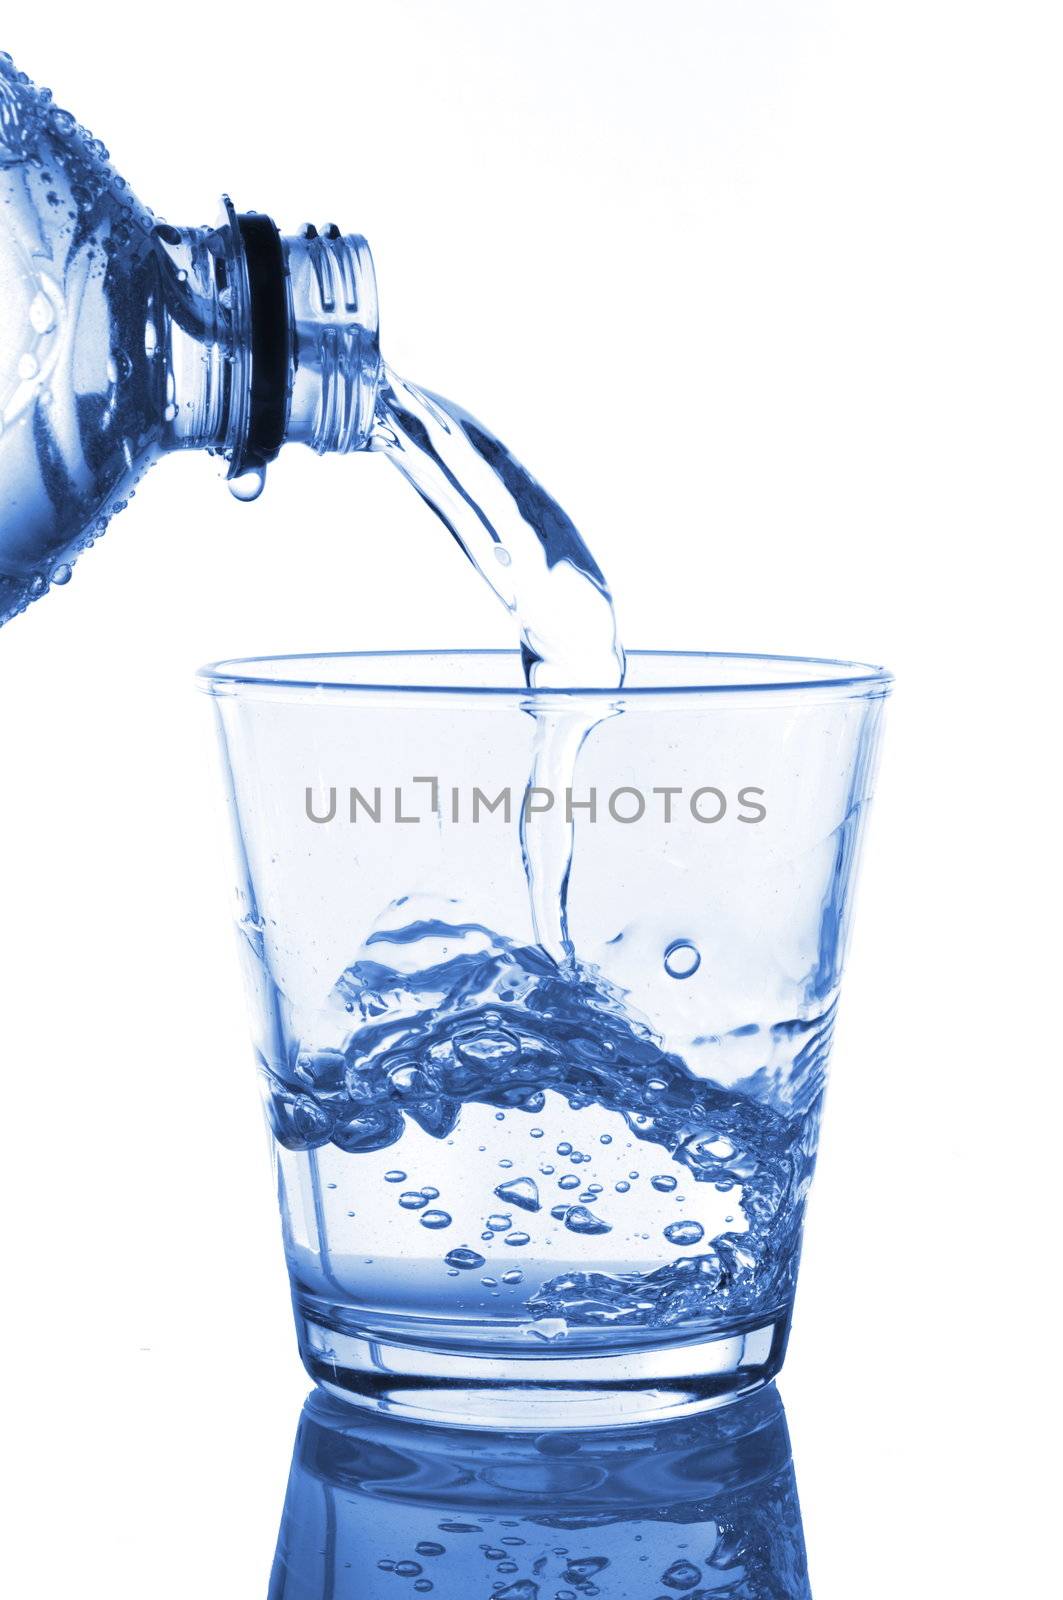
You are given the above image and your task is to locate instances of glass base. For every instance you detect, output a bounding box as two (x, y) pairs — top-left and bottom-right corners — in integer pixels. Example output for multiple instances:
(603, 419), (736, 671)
(293, 1292), (791, 1428)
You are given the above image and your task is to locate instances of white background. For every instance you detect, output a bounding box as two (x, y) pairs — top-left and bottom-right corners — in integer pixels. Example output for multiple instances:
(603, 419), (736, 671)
(1, 3), (1060, 1594)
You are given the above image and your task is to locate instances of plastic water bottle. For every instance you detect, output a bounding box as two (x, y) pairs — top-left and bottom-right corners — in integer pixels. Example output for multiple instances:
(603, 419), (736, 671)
(0, 54), (381, 625)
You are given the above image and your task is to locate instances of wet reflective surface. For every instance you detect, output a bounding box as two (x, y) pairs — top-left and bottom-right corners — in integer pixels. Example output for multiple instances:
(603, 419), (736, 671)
(268, 1382), (809, 1598)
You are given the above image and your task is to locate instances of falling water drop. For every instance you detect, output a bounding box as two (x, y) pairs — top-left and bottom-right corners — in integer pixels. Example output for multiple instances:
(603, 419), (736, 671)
(228, 465), (266, 502)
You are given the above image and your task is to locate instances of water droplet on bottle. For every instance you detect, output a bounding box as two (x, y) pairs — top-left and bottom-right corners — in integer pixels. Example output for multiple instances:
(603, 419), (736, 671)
(17, 353), (38, 380)
(420, 1209), (452, 1230)
(558, 1174), (580, 1191)
(416, 1542), (446, 1558)
(28, 292), (55, 334)
(444, 1247), (485, 1270)
(494, 1176), (540, 1212)
(399, 1191), (428, 1209)
(50, 563), (72, 586)
(663, 940), (701, 979)
(228, 465), (266, 502)
(562, 1205), (611, 1236)
(663, 1219), (705, 1246)
(384, 1169), (407, 1183)
(486, 1214), (512, 1232)
(651, 1174), (677, 1193)
(501, 1269), (524, 1285)
(493, 545), (512, 567)
(504, 1231), (531, 1247)
(163, 403), (177, 422)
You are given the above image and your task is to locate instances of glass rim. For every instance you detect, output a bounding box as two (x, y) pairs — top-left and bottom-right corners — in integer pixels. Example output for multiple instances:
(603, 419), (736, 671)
(196, 648), (892, 703)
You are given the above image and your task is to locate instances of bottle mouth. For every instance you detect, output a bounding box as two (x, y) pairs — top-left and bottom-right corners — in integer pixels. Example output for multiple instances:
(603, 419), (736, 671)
(223, 198), (382, 488)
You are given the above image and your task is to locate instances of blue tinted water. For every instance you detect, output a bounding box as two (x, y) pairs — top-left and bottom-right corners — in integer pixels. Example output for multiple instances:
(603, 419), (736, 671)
(268, 1383), (811, 1599)
(273, 369), (823, 1343)
(268, 919), (827, 1336)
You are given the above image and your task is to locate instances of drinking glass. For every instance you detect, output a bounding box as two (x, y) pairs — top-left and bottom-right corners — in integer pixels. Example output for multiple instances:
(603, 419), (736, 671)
(198, 650), (890, 1425)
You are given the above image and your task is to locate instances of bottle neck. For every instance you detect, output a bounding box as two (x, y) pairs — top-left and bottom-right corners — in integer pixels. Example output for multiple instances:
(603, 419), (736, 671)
(152, 204), (381, 492)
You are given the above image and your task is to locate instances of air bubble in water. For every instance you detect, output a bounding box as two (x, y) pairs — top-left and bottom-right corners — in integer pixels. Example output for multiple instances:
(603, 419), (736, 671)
(458, 1029), (521, 1067)
(663, 939), (701, 979)
(28, 292), (55, 334)
(663, 1219), (704, 1246)
(562, 1205), (611, 1236)
(495, 1176), (540, 1212)
(420, 1209), (452, 1230)
(661, 1560), (702, 1590)
(444, 1247), (485, 1270)
(564, 1558), (609, 1581)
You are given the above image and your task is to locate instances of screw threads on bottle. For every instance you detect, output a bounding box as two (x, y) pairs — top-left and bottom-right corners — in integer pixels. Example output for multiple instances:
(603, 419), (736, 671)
(285, 225), (381, 456)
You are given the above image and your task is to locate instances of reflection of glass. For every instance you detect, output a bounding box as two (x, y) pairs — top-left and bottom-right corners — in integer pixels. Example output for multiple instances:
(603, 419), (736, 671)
(202, 651), (889, 1423)
(268, 1381), (810, 1598)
